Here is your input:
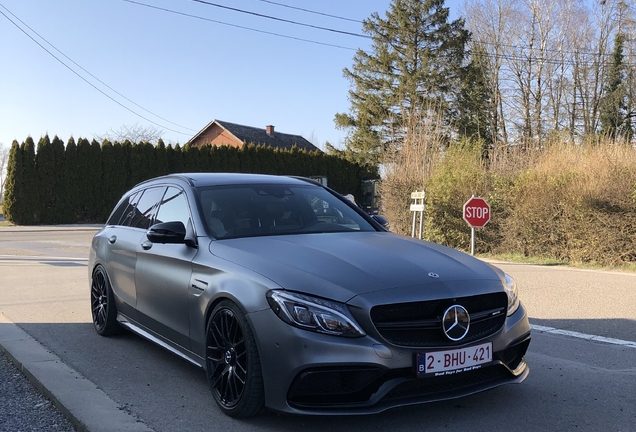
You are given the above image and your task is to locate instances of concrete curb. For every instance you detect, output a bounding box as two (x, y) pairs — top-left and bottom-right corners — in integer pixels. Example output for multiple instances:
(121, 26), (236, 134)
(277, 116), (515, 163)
(0, 312), (154, 432)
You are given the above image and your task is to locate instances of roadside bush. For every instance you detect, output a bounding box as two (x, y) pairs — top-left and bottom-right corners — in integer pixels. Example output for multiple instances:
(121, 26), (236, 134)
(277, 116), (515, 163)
(501, 144), (636, 265)
(422, 144), (498, 252)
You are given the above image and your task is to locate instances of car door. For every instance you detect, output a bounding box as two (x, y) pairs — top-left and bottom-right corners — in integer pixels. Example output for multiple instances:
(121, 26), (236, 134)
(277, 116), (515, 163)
(101, 190), (145, 320)
(134, 186), (197, 350)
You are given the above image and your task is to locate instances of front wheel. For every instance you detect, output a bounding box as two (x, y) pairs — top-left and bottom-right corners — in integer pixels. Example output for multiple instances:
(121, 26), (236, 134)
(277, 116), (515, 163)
(90, 265), (121, 336)
(206, 300), (265, 417)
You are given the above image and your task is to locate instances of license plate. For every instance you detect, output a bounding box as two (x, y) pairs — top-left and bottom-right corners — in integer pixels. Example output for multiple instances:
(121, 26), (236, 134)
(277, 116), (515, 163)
(416, 342), (492, 377)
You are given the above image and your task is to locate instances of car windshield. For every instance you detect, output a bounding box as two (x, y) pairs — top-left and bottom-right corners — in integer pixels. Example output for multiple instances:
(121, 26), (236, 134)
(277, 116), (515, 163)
(197, 183), (376, 239)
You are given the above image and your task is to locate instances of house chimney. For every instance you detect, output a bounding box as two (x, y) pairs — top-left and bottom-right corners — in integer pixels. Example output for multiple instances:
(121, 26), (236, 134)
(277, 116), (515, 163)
(266, 125), (275, 136)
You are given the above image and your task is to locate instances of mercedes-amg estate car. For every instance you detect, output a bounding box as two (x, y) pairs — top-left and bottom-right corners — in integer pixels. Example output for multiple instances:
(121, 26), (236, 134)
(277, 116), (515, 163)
(89, 173), (531, 418)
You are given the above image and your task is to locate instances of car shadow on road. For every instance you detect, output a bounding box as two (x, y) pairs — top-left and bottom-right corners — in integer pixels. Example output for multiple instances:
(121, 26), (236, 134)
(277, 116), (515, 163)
(6, 319), (636, 432)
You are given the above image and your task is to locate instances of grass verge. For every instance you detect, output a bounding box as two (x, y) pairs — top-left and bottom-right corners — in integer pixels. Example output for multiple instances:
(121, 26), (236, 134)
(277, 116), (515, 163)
(479, 253), (636, 273)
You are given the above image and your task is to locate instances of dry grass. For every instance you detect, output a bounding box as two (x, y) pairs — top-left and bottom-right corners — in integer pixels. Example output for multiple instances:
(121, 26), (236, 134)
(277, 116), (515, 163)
(380, 133), (636, 266)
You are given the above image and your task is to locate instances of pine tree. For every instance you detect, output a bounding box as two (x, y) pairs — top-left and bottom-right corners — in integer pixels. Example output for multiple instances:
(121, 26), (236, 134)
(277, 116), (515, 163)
(3, 141), (23, 223)
(600, 33), (631, 140)
(239, 144), (253, 173)
(51, 136), (66, 223)
(21, 137), (40, 224)
(183, 144), (199, 172)
(36, 135), (56, 223)
(64, 137), (79, 223)
(156, 139), (169, 176)
(87, 140), (103, 221)
(101, 140), (118, 221)
(172, 144), (185, 173)
(335, 0), (469, 166)
(455, 42), (495, 156)
(76, 138), (93, 221)
(199, 144), (211, 172)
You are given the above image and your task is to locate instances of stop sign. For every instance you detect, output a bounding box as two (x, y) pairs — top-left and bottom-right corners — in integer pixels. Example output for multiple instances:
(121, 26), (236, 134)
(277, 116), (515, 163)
(463, 197), (490, 227)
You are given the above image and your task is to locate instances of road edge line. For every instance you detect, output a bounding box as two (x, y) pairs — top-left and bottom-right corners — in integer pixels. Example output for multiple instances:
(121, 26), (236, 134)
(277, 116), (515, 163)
(531, 324), (636, 349)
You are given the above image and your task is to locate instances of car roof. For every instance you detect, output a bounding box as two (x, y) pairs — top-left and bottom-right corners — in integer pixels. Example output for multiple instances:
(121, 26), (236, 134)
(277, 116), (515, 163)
(134, 173), (318, 189)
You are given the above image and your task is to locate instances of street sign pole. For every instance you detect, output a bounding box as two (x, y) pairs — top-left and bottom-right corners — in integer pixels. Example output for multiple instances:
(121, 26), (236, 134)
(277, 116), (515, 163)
(463, 195), (491, 256)
(410, 190), (426, 239)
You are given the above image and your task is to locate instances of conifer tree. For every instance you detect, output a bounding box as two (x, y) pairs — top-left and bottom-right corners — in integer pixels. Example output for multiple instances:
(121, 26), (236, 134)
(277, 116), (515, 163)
(335, 0), (469, 166)
(600, 33), (631, 140)
(76, 138), (93, 221)
(156, 139), (169, 176)
(36, 135), (56, 223)
(198, 144), (211, 172)
(455, 42), (495, 157)
(239, 144), (253, 173)
(64, 137), (79, 223)
(226, 146), (240, 172)
(51, 136), (66, 223)
(3, 141), (23, 223)
(111, 142), (129, 201)
(101, 140), (118, 221)
(21, 137), (40, 224)
(183, 144), (199, 172)
(171, 144), (185, 173)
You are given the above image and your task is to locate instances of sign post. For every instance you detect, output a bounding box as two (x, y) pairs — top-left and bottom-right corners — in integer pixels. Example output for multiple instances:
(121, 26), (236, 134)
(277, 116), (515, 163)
(463, 196), (490, 256)
(410, 191), (426, 239)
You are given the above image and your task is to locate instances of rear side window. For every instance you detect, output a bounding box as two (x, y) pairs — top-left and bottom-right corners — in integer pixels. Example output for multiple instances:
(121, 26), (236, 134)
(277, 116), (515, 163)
(128, 187), (166, 229)
(107, 192), (140, 226)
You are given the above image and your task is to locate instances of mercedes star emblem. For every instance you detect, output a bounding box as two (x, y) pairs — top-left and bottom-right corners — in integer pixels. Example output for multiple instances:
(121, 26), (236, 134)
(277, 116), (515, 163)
(442, 305), (470, 341)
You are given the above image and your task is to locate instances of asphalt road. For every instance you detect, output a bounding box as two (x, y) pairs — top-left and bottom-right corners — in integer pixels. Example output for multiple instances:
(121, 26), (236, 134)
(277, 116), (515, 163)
(0, 226), (635, 431)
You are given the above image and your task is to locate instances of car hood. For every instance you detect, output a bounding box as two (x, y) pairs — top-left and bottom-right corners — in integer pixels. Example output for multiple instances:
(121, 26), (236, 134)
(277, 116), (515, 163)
(209, 232), (504, 303)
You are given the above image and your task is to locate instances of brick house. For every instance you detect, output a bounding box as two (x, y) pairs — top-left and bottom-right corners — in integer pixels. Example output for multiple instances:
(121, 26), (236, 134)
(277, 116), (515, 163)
(188, 119), (321, 152)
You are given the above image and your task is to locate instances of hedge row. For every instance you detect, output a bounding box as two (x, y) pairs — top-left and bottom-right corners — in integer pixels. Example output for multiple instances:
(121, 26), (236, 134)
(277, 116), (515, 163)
(3, 135), (377, 225)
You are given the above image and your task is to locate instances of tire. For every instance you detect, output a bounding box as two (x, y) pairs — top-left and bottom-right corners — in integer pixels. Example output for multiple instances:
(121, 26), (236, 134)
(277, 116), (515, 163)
(90, 265), (121, 336)
(206, 300), (265, 418)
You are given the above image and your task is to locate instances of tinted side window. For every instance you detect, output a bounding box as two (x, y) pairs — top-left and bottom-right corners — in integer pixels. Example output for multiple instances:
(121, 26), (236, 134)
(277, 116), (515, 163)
(129, 187), (166, 229)
(155, 187), (191, 227)
(108, 192), (140, 226)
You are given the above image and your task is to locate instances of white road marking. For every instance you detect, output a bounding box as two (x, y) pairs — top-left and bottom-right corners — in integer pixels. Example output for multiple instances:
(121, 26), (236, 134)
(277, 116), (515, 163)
(531, 324), (636, 349)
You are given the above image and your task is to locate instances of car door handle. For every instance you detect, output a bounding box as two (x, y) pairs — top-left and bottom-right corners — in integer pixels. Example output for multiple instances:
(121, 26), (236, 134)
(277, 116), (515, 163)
(141, 241), (153, 250)
(108, 235), (117, 244)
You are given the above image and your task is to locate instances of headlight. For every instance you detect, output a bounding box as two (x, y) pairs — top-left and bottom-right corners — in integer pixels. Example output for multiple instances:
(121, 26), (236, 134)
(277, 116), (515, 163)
(504, 273), (520, 316)
(267, 290), (365, 338)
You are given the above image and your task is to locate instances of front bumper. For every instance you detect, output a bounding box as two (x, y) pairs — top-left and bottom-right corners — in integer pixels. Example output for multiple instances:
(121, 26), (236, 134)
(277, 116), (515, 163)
(247, 301), (531, 415)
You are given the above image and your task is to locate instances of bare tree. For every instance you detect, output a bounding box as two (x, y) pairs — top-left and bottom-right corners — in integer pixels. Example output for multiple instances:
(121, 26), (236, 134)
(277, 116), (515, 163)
(94, 123), (165, 144)
(463, 0), (636, 145)
(0, 142), (9, 203)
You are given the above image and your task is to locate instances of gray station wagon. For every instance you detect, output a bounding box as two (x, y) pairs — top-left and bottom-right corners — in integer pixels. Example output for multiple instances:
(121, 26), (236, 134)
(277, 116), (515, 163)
(88, 173), (531, 417)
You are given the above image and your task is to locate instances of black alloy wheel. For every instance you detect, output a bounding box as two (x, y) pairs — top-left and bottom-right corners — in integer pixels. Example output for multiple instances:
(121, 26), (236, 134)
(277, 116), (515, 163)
(206, 300), (265, 417)
(90, 265), (121, 336)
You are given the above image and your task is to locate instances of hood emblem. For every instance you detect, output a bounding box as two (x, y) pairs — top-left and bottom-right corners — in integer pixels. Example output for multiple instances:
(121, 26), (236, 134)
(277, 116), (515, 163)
(428, 272), (439, 279)
(442, 305), (470, 341)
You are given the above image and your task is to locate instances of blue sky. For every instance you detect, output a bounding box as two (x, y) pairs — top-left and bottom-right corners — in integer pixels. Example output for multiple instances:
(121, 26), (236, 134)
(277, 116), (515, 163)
(0, 0), (462, 150)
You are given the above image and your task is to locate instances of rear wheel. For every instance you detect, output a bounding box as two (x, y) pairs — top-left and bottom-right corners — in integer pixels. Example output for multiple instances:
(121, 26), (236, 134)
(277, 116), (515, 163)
(206, 300), (265, 417)
(90, 265), (121, 336)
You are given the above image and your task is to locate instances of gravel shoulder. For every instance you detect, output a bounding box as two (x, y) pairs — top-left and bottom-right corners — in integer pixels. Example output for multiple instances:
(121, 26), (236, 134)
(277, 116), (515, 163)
(0, 350), (75, 432)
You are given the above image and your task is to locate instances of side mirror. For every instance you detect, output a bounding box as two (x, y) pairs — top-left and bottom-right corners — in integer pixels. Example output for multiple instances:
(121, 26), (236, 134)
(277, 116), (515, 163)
(147, 221), (186, 244)
(372, 214), (389, 229)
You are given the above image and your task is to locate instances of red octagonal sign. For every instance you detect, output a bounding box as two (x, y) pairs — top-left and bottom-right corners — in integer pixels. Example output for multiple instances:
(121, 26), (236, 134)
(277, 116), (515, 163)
(463, 197), (490, 227)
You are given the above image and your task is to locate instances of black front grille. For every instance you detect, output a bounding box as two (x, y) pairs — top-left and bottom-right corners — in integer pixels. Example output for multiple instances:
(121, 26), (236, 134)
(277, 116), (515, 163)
(370, 292), (508, 348)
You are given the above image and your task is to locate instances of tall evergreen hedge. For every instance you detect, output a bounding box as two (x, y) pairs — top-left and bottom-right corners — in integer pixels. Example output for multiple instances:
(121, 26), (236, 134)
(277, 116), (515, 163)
(2, 135), (377, 224)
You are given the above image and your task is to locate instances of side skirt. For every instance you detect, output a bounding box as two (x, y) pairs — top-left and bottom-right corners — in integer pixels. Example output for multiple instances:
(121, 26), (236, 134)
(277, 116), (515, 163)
(117, 313), (204, 369)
